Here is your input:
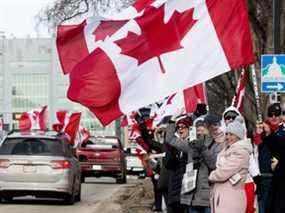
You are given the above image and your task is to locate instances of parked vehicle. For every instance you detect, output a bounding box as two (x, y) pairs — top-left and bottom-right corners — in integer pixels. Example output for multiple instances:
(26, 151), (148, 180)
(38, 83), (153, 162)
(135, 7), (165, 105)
(125, 145), (145, 178)
(0, 131), (81, 204)
(76, 136), (127, 184)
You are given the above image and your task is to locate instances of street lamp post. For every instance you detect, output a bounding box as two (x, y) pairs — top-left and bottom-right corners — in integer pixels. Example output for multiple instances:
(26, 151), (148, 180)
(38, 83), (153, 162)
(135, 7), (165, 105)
(273, 0), (281, 54)
(270, 0), (282, 104)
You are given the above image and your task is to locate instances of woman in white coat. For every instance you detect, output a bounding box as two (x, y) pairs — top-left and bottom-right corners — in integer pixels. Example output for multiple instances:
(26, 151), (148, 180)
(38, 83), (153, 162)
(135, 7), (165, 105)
(209, 116), (252, 213)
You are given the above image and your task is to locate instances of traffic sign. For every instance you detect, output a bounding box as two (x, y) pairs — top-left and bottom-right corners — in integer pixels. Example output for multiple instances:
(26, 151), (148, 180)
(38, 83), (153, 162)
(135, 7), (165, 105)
(261, 54), (285, 93)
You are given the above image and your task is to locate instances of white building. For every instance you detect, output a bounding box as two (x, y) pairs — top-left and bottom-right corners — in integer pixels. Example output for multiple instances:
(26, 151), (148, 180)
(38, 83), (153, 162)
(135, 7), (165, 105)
(0, 37), (115, 136)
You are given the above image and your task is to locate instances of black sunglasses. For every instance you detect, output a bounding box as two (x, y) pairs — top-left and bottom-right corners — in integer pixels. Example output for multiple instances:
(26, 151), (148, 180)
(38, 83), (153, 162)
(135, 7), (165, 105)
(224, 115), (237, 120)
(224, 111), (239, 120)
(268, 111), (281, 117)
(176, 125), (187, 130)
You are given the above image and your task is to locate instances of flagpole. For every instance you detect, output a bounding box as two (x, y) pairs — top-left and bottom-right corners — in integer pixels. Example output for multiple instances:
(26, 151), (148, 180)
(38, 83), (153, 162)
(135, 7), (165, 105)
(250, 64), (263, 122)
(231, 68), (245, 106)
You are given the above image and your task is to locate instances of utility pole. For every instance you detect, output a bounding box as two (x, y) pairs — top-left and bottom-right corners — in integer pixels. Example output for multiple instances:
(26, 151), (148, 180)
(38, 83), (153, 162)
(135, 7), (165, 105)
(273, 0), (281, 54)
(270, 0), (282, 104)
(49, 37), (57, 127)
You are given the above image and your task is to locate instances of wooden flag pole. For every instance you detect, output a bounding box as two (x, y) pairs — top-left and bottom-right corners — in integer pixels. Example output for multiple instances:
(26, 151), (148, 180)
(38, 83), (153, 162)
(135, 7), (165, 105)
(250, 64), (263, 123)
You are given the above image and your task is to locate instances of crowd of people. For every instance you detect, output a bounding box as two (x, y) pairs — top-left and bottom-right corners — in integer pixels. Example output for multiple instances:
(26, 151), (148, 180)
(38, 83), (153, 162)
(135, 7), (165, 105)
(133, 103), (285, 213)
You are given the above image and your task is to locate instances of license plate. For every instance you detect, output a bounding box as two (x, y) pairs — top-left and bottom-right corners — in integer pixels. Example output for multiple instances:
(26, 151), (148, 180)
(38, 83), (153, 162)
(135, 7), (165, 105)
(23, 166), (36, 173)
(92, 165), (102, 170)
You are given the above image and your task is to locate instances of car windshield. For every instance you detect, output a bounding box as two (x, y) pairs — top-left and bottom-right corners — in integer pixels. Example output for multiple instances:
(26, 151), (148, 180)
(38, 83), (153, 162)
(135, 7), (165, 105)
(83, 138), (120, 149)
(0, 138), (66, 156)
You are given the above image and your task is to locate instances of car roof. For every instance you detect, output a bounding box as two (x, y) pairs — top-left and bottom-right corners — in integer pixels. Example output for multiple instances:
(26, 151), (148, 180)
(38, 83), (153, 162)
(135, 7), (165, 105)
(91, 136), (119, 139)
(5, 130), (63, 140)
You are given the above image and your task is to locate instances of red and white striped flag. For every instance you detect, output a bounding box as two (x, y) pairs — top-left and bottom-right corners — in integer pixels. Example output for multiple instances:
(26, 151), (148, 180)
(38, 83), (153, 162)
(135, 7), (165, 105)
(19, 105), (48, 131)
(57, 0), (255, 126)
(232, 69), (248, 112)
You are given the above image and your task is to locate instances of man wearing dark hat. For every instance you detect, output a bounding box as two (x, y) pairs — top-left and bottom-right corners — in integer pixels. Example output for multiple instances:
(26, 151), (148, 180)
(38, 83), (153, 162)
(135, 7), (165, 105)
(255, 103), (284, 213)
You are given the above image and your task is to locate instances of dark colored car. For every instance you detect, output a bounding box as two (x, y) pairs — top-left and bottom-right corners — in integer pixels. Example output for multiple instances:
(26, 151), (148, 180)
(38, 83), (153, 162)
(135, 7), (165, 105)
(0, 131), (81, 204)
(76, 136), (127, 184)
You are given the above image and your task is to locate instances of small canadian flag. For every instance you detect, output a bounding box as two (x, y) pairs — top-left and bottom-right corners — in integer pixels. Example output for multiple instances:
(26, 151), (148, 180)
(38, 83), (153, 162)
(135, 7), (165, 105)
(52, 111), (82, 146)
(19, 106), (48, 131)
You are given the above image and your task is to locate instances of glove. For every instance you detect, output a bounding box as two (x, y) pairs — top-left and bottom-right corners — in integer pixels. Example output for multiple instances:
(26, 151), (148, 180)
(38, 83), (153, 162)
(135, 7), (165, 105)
(134, 113), (144, 124)
(253, 175), (263, 196)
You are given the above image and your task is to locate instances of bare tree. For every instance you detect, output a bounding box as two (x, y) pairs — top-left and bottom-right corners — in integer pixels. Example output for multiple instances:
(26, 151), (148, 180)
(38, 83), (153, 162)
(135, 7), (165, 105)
(36, 0), (134, 30)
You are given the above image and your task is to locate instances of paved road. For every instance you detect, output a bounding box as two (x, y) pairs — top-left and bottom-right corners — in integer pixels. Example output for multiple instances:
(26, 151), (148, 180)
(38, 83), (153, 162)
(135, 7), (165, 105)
(0, 177), (138, 213)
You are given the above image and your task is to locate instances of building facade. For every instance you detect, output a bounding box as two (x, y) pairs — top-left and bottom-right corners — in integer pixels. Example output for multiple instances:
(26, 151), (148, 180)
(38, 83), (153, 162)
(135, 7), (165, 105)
(0, 37), (115, 136)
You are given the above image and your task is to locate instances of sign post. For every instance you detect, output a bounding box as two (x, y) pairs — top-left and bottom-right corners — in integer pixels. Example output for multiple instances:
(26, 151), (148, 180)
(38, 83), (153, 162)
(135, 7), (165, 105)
(261, 55), (285, 95)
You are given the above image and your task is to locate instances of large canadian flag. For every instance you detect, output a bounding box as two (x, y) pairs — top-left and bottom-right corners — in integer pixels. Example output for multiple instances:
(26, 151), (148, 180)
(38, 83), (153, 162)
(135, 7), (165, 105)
(19, 106), (48, 131)
(57, 0), (255, 126)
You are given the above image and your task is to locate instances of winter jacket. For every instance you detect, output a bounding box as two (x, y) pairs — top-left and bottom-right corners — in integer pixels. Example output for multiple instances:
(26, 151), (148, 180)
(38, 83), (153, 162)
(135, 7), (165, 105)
(191, 136), (213, 207)
(263, 124), (285, 213)
(164, 122), (191, 205)
(201, 138), (223, 172)
(166, 126), (215, 207)
(222, 106), (260, 179)
(165, 145), (188, 205)
(209, 139), (252, 213)
(167, 135), (214, 207)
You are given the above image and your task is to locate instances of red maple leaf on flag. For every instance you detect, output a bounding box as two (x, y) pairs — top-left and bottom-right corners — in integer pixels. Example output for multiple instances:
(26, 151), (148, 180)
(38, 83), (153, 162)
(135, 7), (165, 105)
(115, 5), (197, 73)
(93, 20), (127, 42)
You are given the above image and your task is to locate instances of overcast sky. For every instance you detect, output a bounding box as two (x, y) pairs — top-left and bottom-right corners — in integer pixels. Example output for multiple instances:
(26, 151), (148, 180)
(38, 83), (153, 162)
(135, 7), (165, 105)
(0, 0), (56, 38)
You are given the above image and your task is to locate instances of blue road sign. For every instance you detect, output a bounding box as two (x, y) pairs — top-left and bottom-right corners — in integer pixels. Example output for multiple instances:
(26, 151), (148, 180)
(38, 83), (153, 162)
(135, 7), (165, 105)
(261, 54), (285, 93)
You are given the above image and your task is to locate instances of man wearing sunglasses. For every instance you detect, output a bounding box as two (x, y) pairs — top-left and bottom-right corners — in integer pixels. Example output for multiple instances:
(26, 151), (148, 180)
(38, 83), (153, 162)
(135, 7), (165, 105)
(255, 103), (285, 213)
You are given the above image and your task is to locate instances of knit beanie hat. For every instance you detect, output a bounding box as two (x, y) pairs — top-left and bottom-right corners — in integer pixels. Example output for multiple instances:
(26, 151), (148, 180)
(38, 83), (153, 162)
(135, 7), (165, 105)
(204, 114), (221, 127)
(226, 116), (245, 139)
(175, 114), (192, 128)
(194, 118), (207, 128)
(267, 103), (281, 117)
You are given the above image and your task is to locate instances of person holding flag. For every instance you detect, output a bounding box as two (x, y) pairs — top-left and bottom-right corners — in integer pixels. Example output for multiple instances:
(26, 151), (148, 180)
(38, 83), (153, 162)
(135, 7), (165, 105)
(254, 103), (285, 213)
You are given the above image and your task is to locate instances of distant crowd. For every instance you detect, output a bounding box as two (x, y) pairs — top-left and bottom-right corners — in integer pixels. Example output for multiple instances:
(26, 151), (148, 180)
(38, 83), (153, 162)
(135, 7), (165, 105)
(133, 103), (285, 213)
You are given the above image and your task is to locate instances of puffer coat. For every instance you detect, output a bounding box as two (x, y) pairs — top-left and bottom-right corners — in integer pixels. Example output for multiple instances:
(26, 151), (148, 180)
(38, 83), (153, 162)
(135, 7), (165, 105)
(209, 139), (252, 213)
